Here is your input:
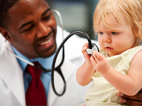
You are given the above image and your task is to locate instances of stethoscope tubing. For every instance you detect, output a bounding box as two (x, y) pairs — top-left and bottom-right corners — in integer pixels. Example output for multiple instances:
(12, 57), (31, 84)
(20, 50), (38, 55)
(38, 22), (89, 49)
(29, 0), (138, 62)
(51, 30), (93, 96)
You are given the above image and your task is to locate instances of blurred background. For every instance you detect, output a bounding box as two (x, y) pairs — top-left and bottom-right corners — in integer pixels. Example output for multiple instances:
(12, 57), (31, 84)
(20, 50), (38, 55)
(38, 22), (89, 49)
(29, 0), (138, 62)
(50, 0), (99, 40)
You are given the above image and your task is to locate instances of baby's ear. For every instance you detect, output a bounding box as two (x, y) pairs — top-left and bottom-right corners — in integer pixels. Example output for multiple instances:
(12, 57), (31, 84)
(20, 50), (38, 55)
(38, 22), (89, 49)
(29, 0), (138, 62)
(134, 22), (142, 38)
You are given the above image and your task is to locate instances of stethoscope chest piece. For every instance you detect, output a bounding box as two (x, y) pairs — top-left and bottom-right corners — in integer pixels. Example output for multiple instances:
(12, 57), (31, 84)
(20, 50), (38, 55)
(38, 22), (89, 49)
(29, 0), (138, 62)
(86, 43), (99, 55)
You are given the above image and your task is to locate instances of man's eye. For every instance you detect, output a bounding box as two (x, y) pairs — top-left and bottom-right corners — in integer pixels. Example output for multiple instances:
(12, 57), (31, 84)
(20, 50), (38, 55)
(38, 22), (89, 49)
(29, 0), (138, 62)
(43, 14), (51, 21)
(111, 32), (118, 35)
(23, 25), (34, 32)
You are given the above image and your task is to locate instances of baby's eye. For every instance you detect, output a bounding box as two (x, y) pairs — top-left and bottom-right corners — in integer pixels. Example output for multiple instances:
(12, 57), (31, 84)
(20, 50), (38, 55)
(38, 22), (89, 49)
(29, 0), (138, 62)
(98, 32), (103, 35)
(111, 32), (118, 35)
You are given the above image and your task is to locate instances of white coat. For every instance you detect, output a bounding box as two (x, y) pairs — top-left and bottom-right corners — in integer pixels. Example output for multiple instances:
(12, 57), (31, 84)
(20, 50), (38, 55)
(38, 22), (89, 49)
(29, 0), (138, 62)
(0, 26), (98, 106)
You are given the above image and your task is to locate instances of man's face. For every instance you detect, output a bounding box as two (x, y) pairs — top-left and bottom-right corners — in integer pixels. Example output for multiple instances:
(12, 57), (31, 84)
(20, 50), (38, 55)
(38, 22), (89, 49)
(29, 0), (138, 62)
(6, 0), (57, 58)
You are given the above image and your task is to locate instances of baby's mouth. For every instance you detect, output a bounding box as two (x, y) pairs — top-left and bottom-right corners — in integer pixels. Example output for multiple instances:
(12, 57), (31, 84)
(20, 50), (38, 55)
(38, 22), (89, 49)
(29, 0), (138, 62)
(105, 47), (113, 50)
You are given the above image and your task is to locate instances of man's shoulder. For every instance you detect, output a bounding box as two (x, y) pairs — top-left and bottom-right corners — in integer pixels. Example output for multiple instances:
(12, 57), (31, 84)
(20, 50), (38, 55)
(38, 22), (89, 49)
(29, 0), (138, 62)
(0, 33), (6, 53)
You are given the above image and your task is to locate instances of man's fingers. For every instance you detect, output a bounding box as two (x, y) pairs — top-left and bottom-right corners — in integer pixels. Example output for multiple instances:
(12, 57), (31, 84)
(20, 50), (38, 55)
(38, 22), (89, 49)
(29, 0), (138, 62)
(139, 88), (142, 93)
(118, 90), (142, 106)
(119, 91), (142, 106)
(121, 97), (142, 106)
(122, 92), (142, 101)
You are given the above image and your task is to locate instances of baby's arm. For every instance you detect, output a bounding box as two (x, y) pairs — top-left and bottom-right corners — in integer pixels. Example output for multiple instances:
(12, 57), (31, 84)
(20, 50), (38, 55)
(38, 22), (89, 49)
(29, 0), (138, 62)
(91, 51), (142, 96)
(76, 43), (95, 86)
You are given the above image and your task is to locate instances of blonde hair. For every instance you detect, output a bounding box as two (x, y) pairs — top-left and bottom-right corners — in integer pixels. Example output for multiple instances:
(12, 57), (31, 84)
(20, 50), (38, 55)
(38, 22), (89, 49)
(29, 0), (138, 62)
(93, 0), (142, 41)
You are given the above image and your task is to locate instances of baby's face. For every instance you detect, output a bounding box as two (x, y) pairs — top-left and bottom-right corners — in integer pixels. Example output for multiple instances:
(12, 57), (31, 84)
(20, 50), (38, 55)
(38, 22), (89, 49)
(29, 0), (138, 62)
(95, 13), (138, 57)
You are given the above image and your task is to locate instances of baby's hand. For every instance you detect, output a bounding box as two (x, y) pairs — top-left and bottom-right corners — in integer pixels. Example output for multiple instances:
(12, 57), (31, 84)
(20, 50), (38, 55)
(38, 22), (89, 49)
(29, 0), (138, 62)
(90, 51), (111, 74)
(81, 43), (91, 62)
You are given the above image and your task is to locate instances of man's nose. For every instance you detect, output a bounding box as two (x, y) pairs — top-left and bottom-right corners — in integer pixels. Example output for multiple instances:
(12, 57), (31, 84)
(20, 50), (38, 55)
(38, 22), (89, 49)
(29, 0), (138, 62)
(37, 22), (51, 38)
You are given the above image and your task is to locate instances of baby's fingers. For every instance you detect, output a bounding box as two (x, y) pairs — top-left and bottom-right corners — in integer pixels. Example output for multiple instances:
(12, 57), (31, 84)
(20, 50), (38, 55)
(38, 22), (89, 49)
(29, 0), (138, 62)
(83, 51), (91, 61)
(82, 43), (89, 47)
(92, 51), (104, 61)
(81, 43), (89, 53)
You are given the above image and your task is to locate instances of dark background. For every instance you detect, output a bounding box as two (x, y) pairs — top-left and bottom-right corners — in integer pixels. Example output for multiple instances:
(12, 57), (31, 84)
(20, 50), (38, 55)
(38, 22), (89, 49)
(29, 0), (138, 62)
(50, 0), (99, 40)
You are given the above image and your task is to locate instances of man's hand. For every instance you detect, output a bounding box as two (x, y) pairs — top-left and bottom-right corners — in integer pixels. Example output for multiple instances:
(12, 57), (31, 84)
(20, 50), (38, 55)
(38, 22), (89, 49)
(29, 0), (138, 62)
(118, 89), (142, 106)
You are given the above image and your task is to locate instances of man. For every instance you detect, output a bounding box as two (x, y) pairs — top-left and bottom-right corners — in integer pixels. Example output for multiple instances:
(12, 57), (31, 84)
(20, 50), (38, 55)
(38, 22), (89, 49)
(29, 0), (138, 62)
(0, 0), (92, 105)
(0, 0), (141, 106)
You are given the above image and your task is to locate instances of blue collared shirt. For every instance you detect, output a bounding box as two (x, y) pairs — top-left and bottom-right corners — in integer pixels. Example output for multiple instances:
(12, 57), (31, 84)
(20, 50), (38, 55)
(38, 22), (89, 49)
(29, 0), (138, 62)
(12, 46), (54, 98)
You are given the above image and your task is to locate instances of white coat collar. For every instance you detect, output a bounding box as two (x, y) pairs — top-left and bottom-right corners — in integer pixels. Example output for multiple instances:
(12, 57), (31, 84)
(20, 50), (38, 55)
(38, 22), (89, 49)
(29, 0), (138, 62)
(0, 41), (26, 106)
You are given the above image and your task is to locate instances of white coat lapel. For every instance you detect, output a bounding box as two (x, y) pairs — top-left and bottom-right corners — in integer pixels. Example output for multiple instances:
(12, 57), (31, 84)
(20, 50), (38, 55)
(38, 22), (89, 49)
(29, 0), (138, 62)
(0, 42), (26, 105)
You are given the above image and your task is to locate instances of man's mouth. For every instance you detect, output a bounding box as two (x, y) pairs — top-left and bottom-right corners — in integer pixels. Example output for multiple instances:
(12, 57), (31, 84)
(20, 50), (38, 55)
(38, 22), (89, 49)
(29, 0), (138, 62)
(39, 38), (52, 46)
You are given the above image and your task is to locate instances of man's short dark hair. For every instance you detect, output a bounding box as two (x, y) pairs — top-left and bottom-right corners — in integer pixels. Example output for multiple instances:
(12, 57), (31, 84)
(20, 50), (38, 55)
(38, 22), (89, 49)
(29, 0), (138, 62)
(0, 0), (19, 28)
(0, 0), (51, 28)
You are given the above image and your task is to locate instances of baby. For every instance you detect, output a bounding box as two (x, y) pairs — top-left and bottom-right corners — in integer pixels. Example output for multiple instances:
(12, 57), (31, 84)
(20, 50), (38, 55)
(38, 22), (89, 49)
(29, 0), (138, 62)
(76, 0), (142, 105)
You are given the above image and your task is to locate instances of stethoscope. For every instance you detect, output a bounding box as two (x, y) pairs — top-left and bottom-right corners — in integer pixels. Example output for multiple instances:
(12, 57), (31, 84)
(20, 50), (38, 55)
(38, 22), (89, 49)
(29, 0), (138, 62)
(4, 10), (99, 96)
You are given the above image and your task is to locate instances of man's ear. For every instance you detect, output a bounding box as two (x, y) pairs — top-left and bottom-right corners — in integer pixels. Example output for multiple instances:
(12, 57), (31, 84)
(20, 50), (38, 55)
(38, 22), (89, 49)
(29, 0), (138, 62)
(0, 27), (12, 43)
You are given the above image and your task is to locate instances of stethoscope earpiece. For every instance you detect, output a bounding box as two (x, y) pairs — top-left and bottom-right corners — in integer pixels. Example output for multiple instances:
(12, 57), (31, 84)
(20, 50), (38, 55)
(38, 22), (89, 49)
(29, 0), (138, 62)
(6, 36), (10, 39)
